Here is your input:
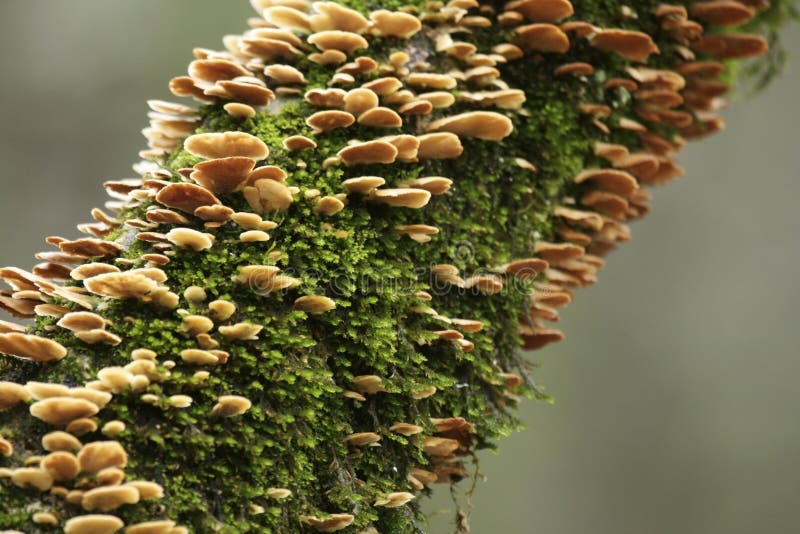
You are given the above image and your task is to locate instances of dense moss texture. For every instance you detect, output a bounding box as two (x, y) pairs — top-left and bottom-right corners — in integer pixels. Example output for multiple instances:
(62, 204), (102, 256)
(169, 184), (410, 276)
(0, 0), (793, 533)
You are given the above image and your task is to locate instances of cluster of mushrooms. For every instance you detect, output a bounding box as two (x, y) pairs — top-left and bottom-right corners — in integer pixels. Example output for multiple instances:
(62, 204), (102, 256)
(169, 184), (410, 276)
(0, 0), (768, 532)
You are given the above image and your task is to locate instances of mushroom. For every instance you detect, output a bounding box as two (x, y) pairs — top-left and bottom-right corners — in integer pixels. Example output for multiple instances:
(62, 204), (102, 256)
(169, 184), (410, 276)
(342, 176), (385, 194)
(405, 73), (457, 90)
(156, 183), (221, 214)
(77, 441), (128, 473)
(11, 468), (53, 491)
(690, 1), (755, 26)
(306, 110), (356, 132)
(191, 157), (256, 194)
(370, 10), (422, 38)
(125, 521), (177, 534)
(224, 102), (257, 119)
(590, 29), (660, 62)
(0, 333), (68, 362)
(42, 431), (82, 452)
(353, 375), (385, 395)
(311, 2), (369, 33)
(338, 140), (398, 166)
(428, 112), (513, 141)
(369, 189), (431, 209)
(293, 295), (337, 314)
(0, 381), (31, 411)
(243, 179), (294, 212)
(283, 135), (317, 151)
(64, 515), (125, 534)
(41, 451), (81, 481)
(211, 395), (252, 417)
(301, 514), (355, 532)
(344, 432), (381, 446)
(308, 31), (368, 54)
(389, 423), (424, 436)
(515, 23), (570, 53)
(184, 132), (269, 160)
(358, 107), (403, 128)
(82, 485), (140, 511)
(416, 133), (463, 159)
(374, 492), (415, 508)
(506, 0), (574, 22)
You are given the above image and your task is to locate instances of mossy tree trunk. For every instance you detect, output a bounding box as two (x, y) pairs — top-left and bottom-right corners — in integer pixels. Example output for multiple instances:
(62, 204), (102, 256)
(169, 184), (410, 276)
(0, 0), (792, 533)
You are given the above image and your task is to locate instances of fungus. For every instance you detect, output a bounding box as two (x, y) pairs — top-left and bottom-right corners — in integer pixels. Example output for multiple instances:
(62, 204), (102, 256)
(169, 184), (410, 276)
(374, 491), (416, 508)
(358, 107), (403, 128)
(82, 485), (140, 511)
(77, 441), (128, 473)
(0, 381), (30, 410)
(184, 132), (269, 160)
(301, 514), (355, 532)
(389, 423), (424, 436)
(293, 295), (337, 314)
(338, 140), (398, 165)
(11, 468), (53, 491)
(30, 397), (99, 426)
(0, 333), (68, 362)
(64, 515), (125, 534)
(344, 432), (381, 446)
(308, 31), (368, 54)
(515, 23), (570, 53)
(369, 189), (431, 209)
(416, 133), (463, 159)
(156, 183), (222, 214)
(283, 135), (317, 151)
(306, 110), (356, 132)
(211, 395), (252, 417)
(370, 10), (422, 38)
(590, 29), (660, 62)
(41, 451), (81, 481)
(126, 521), (177, 534)
(243, 179), (294, 212)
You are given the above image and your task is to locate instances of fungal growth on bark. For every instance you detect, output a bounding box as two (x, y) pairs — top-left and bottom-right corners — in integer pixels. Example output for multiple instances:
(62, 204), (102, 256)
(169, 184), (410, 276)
(0, 0), (793, 532)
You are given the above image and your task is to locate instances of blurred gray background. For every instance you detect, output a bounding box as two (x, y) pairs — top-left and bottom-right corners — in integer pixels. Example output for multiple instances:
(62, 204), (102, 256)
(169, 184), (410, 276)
(0, 2), (798, 533)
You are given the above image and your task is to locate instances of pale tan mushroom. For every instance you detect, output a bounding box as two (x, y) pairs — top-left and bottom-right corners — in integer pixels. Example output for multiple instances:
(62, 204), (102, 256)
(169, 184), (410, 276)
(264, 64), (307, 85)
(427, 112), (513, 141)
(370, 10), (422, 38)
(240, 230), (271, 242)
(59, 238), (126, 258)
(389, 423), (424, 436)
(42, 431), (82, 452)
(166, 228), (215, 251)
(283, 135), (317, 151)
(301, 514), (355, 532)
(0, 381), (31, 411)
(33, 511), (59, 525)
(188, 58), (250, 83)
(82, 485), (140, 511)
(66, 418), (99, 436)
(0, 436), (12, 457)
(361, 77), (403, 95)
(416, 133), (463, 159)
(224, 102), (257, 119)
(358, 107), (402, 128)
(266, 487), (293, 499)
(26, 382), (70, 399)
(180, 349), (220, 366)
(342, 176), (385, 193)
(184, 132), (269, 160)
(293, 295), (337, 314)
(314, 196), (346, 216)
(126, 480), (164, 500)
(125, 520), (177, 534)
(374, 491), (415, 508)
(11, 468), (53, 491)
(344, 432), (381, 446)
(692, 33), (768, 60)
(308, 31), (368, 54)
(369, 189), (431, 209)
(57, 312), (107, 333)
(574, 169), (639, 197)
(243, 179), (295, 212)
(64, 514), (125, 534)
(211, 395), (252, 417)
(343, 88), (379, 115)
(306, 110), (356, 132)
(405, 73), (457, 90)
(263, 6), (312, 32)
(401, 177), (452, 195)
(77, 441), (128, 473)
(0, 333), (68, 362)
(305, 88), (347, 108)
(102, 420), (126, 438)
(41, 451), (80, 481)
(311, 2), (369, 32)
(422, 436), (460, 456)
(353, 375), (385, 394)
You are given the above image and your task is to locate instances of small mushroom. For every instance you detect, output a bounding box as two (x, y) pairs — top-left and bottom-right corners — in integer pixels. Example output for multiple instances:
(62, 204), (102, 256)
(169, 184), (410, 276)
(64, 515), (125, 534)
(211, 395), (252, 417)
(30, 397), (99, 426)
(184, 131), (269, 160)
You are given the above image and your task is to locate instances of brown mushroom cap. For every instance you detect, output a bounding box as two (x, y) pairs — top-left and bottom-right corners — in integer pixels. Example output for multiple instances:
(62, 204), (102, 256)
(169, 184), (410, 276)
(64, 515), (125, 534)
(305, 88), (347, 108)
(83, 272), (159, 301)
(30, 397), (99, 426)
(57, 312), (107, 333)
(191, 157), (256, 194)
(0, 333), (67, 362)
(427, 112), (514, 141)
(515, 23), (570, 53)
(591, 29), (660, 62)
(692, 33), (768, 59)
(690, 0), (755, 26)
(184, 132), (269, 160)
(507, 0), (575, 22)
(574, 169), (639, 197)
(156, 183), (221, 214)
(389, 422), (424, 436)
